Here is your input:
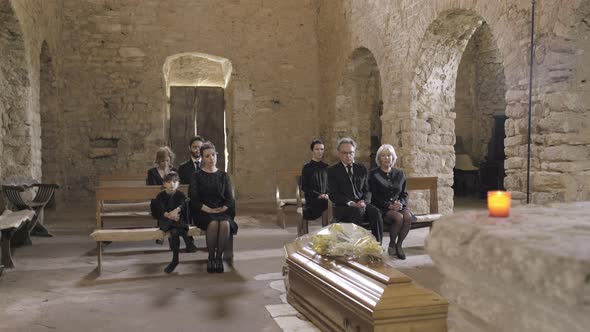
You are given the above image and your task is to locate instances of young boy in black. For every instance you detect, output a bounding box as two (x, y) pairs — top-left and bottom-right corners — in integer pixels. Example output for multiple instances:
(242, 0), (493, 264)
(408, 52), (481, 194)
(151, 171), (191, 273)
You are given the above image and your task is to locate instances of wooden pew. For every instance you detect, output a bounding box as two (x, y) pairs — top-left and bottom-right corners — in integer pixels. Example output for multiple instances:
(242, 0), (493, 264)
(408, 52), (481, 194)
(91, 184), (234, 274)
(98, 174), (145, 187)
(296, 176), (441, 236)
(407, 176), (441, 230)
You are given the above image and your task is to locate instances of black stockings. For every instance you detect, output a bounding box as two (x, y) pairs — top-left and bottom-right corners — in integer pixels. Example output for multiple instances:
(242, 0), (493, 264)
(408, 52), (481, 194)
(384, 210), (413, 258)
(206, 220), (230, 260)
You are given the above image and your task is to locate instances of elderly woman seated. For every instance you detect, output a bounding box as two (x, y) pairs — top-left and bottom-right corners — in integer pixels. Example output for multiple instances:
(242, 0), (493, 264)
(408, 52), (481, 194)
(368, 144), (416, 259)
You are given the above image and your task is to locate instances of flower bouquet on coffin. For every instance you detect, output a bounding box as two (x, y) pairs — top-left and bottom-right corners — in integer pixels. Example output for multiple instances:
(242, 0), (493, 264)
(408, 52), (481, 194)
(303, 223), (383, 261)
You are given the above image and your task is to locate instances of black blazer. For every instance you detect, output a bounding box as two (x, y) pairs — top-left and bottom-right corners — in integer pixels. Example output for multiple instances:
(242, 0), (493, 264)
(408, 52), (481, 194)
(368, 167), (409, 213)
(327, 162), (371, 207)
(178, 159), (201, 185)
(146, 167), (178, 185)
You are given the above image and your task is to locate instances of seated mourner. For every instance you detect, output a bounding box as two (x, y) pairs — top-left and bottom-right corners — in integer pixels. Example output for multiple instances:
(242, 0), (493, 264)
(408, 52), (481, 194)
(147, 146), (178, 185)
(327, 137), (383, 243)
(150, 171), (196, 273)
(190, 142), (237, 274)
(368, 144), (416, 260)
(300, 139), (329, 223)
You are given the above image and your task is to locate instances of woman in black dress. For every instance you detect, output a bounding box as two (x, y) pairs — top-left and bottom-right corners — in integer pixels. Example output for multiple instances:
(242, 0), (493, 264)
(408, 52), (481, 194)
(368, 144), (415, 259)
(300, 139), (329, 224)
(189, 142), (235, 273)
(146, 146), (177, 185)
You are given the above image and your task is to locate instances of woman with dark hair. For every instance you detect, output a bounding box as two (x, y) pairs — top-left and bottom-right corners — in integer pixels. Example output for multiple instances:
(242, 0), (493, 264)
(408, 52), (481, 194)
(368, 144), (415, 259)
(189, 142), (236, 273)
(300, 139), (329, 224)
(147, 146), (177, 185)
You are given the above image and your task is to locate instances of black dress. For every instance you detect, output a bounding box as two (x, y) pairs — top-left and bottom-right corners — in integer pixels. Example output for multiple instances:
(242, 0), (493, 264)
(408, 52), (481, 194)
(368, 167), (416, 224)
(146, 167), (178, 185)
(300, 160), (329, 220)
(150, 190), (189, 232)
(189, 170), (236, 233)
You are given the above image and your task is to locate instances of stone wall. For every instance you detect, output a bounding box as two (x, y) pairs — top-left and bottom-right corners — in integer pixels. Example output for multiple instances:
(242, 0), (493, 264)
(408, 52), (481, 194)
(317, 0), (590, 213)
(426, 202), (590, 332)
(0, 0), (63, 200)
(59, 0), (320, 201)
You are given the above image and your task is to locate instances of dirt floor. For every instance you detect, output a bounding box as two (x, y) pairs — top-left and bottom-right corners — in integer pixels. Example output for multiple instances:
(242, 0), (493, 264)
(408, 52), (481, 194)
(0, 199), (485, 331)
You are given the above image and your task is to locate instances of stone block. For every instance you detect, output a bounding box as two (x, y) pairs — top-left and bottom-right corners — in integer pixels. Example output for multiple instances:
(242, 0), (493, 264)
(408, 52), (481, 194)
(427, 202), (590, 332)
(540, 145), (590, 162)
(531, 171), (565, 191)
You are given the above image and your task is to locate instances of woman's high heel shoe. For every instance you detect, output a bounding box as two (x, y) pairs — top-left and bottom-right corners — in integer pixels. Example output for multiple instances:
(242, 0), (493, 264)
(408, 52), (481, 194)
(215, 258), (224, 273)
(207, 258), (215, 273)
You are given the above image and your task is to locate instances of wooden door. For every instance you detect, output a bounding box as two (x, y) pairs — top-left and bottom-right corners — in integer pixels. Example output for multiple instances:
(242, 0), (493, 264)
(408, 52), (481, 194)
(196, 87), (225, 170)
(170, 87), (197, 164)
(169, 86), (225, 170)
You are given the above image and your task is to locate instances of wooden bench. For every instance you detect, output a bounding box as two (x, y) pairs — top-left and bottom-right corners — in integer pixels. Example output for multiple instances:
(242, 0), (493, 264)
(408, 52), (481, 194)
(91, 184), (234, 274)
(98, 174), (145, 187)
(327, 176), (441, 233)
(407, 176), (442, 230)
(0, 209), (36, 268)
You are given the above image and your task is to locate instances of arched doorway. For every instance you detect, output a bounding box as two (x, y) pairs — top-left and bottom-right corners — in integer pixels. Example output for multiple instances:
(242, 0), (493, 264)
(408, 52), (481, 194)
(333, 48), (382, 167)
(410, 10), (507, 213)
(454, 23), (507, 201)
(163, 53), (232, 171)
(0, 0), (31, 182)
(40, 41), (61, 190)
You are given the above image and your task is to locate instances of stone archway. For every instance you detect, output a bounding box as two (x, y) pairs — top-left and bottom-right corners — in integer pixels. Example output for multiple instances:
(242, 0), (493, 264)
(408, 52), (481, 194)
(40, 41), (61, 188)
(0, 0), (32, 181)
(454, 23), (507, 199)
(333, 47), (382, 167)
(162, 53), (233, 171)
(409, 10), (507, 214)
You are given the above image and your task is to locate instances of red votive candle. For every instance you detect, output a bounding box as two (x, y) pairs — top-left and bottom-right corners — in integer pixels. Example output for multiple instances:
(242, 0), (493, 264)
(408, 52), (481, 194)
(487, 191), (511, 217)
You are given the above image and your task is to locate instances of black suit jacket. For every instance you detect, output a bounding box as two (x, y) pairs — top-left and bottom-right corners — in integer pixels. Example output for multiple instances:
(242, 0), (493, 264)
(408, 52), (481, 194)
(146, 167), (178, 185)
(327, 162), (371, 207)
(178, 159), (201, 185)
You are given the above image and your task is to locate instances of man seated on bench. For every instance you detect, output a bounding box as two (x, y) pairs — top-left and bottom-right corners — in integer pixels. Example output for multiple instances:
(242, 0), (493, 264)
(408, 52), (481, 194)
(150, 171), (196, 273)
(369, 144), (416, 260)
(327, 137), (383, 244)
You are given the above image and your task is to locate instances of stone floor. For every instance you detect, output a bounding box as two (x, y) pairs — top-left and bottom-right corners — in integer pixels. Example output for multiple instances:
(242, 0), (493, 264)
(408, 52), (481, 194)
(0, 199), (485, 331)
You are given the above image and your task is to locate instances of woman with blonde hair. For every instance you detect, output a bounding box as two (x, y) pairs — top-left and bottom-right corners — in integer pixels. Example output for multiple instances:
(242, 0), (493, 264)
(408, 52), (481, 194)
(368, 144), (415, 259)
(146, 146), (177, 185)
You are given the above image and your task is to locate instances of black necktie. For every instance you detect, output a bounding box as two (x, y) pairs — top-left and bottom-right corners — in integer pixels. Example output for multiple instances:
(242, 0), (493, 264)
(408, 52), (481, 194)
(346, 165), (359, 199)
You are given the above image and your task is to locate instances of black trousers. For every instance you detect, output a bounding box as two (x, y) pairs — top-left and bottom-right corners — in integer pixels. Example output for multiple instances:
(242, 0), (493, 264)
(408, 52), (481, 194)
(158, 218), (194, 248)
(332, 204), (383, 243)
(303, 197), (329, 220)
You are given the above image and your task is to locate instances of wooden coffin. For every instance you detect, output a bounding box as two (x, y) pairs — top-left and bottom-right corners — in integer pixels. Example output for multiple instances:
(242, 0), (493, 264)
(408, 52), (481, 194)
(284, 241), (448, 332)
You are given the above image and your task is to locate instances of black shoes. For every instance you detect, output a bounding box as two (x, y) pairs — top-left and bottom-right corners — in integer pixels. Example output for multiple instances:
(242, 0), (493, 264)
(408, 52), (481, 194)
(396, 246), (406, 260)
(207, 258), (215, 273)
(215, 259), (224, 273)
(185, 244), (198, 253)
(387, 245), (406, 260)
(164, 259), (179, 273)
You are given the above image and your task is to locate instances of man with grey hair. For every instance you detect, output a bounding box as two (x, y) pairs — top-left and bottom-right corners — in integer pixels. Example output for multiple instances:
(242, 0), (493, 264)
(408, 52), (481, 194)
(327, 137), (383, 243)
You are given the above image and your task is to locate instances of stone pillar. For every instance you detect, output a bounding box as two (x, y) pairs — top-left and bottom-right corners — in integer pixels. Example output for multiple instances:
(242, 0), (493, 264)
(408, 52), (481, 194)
(426, 202), (590, 332)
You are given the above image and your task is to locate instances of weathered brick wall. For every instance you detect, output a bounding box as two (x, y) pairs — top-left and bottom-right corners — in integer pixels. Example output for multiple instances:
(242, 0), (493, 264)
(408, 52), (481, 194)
(0, 0), (62, 183)
(317, 0), (590, 213)
(59, 0), (320, 201)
